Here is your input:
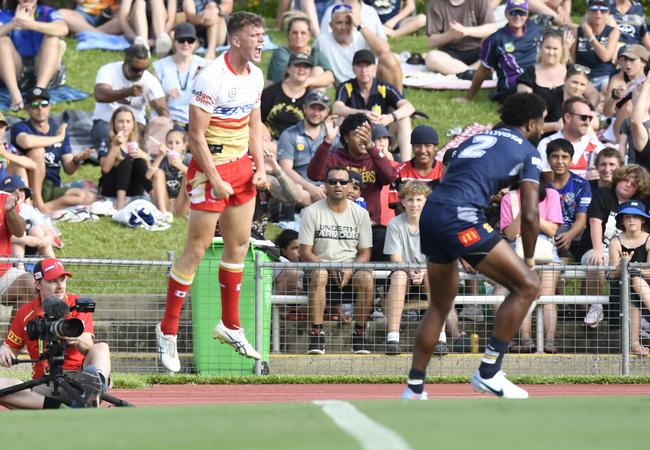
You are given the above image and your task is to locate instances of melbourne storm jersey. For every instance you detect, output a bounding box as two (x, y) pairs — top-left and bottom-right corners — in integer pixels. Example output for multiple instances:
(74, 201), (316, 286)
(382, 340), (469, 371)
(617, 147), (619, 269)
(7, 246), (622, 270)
(430, 127), (542, 209)
(190, 51), (263, 164)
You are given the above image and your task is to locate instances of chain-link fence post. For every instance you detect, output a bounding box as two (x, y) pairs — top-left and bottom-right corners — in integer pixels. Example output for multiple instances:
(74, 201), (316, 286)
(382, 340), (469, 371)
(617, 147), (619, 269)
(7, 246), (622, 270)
(620, 256), (630, 376)
(254, 251), (263, 376)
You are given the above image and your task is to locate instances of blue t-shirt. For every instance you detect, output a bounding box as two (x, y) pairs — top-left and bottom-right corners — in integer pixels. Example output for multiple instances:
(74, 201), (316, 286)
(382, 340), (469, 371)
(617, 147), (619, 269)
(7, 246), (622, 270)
(277, 121), (326, 181)
(610, 1), (647, 45)
(11, 118), (71, 186)
(430, 127), (542, 209)
(548, 171), (592, 227)
(576, 25), (617, 80)
(0, 5), (64, 58)
(480, 22), (542, 97)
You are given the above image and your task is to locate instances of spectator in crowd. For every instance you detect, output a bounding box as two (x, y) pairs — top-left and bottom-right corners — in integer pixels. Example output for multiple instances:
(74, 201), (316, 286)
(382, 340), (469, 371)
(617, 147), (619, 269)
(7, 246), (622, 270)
(182, 0), (233, 60)
(454, 0), (542, 103)
(546, 139), (591, 259)
(261, 52), (311, 141)
(368, 0), (425, 38)
(91, 45), (170, 151)
(609, 0), (650, 48)
(609, 200), (650, 355)
(117, 0), (176, 56)
(0, 0), (68, 112)
(589, 147), (623, 193)
(320, 0), (385, 38)
(147, 128), (191, 217)
(576, 164), (650, 327)
(314, 4), (403, 92)
(516, 28), (572, 135)
(299, 165), (374, 354)
(424, 0), (496, 78)
(500, 181), (563, 353)
(0, 182), (34, 311)
(1, 175), (55, 258)
(0, 112), (36, 181)
(384, 182), (431, 355)
(267, 13), (334, 88)
(333, 50), (414, 161)
(537, 97), (604, 180)
(277, 90), (329, 207)
(307, 112), (397, 225)
(570, 0), (620, 91)
(627, 76), (650, 172)
(100, 106), (167, 213)
(393, 125), (443, 196)
(528, 0), (572, 27)
(273, 228), (303, 295)
(59, 0), (122, 35)
(12, 88), (95, 214)
(0, 258), (111, 409)
(602, 45), (647, 143)
(153, 23), (208, 130)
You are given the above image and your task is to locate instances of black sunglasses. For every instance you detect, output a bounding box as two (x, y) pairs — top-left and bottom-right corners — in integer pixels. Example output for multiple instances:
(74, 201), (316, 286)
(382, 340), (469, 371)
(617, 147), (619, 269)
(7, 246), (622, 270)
(568, 112), (593, 122)
(30, 100), (49, 108)
(327, 178), (350, 186)
(176, 37), (196, 44)
(508, 9), (527, 16)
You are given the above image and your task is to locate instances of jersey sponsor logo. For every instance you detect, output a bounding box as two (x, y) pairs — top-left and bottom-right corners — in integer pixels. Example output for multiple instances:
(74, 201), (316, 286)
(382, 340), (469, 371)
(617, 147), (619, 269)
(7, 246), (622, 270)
(504, 42), (515, 53)
(457, 227), (481, 247)
(192, 90), (214, 107)
(296, 143), (305, 151)
(214, 104), (255, 116)
(315, 224), (360, 240)
(483, 223), (494, 233)
(7, 330), (23, 346)
(228, 87), (237, 99)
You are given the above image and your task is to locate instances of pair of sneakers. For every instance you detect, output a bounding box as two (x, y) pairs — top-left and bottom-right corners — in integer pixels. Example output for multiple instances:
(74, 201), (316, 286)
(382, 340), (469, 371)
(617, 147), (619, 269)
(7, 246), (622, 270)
(307, 330), (370, 355)
(401, 370), (528, 400)
(156, 321), (261, 373)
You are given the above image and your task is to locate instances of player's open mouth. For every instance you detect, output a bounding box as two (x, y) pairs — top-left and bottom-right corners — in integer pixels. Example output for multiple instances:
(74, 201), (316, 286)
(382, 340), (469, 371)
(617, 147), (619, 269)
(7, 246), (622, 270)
(255, 45), (263, 58)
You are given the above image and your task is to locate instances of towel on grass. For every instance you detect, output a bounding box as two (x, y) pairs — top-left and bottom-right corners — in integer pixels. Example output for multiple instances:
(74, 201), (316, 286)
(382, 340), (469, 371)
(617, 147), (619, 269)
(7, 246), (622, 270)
(0, 85), (90, 112)
(402, 63), (497, 90)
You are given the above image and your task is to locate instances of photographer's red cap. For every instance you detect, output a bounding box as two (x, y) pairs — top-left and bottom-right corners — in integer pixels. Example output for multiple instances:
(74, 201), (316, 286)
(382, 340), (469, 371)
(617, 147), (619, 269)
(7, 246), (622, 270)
(33, 258), (72, 281)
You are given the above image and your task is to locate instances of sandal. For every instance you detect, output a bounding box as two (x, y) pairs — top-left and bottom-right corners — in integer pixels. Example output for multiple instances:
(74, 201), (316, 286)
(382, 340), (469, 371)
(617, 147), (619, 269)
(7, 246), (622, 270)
(631, 345), (650, 356)
(510, 339), (535, 353)
(543, 340), (558, 354)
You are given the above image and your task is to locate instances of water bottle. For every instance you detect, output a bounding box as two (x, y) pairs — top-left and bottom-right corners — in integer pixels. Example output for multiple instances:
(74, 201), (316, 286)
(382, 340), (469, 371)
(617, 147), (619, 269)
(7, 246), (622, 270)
(470, 333), (480, 353)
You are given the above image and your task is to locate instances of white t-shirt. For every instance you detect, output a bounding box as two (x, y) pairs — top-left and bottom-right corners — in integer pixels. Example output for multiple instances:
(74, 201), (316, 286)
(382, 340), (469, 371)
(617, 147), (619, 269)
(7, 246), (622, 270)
(92, 61), (166, 125)
(19, 203), (45, 228)
(383, 213), (425, 263)
(320, 3), (387, 40)
(153, 55), (208, 124)
(314, 31), (370, 84)
(537, 131), (604, 179)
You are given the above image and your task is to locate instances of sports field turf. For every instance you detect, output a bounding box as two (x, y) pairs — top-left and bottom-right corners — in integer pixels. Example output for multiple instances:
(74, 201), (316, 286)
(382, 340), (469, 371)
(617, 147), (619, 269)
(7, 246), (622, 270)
(1, 396), (647, 450)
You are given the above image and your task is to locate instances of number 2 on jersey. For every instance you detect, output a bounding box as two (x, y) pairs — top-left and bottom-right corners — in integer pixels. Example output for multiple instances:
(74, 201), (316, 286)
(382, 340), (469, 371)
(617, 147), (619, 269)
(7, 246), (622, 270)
(457, 135), (497, 159)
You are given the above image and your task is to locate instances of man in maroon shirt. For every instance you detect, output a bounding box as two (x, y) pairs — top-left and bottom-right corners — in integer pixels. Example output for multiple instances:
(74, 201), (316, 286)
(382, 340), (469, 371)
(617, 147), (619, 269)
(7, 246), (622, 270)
(307, 112), (397, 225)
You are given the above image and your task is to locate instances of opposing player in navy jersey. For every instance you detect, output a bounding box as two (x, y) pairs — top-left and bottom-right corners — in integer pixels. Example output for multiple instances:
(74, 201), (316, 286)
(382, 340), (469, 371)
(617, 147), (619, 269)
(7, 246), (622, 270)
(403, 93), (546, 400)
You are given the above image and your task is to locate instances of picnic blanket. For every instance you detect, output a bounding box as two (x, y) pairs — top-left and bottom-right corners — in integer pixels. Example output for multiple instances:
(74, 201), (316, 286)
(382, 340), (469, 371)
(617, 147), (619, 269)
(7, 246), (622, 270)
(75, 31), (278, 53)
(0, 85), (90, 112)
(402, 63), (498, 90)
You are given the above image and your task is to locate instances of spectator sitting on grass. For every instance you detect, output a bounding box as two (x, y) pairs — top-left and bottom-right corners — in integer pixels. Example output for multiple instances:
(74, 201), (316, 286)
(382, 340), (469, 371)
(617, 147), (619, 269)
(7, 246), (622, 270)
(58, 0), (122, 35)
(181, 0), (233, 60)
(11, 87), (96, 214)
(267, 13), (335, 88)
(1, 174), (55, 259)
(0, 111), (36, 180)
(117, 0), (176, 56)
(0, 0), (68, 111)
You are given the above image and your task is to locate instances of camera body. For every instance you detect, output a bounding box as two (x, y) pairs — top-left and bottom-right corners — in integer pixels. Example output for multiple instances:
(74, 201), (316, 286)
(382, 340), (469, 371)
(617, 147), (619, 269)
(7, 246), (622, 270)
(25, 298), (96, 342)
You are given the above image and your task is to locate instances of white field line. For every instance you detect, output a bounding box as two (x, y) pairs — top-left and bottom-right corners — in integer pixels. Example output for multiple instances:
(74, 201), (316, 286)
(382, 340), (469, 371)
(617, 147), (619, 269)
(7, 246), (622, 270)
(313, 400), (412, 450)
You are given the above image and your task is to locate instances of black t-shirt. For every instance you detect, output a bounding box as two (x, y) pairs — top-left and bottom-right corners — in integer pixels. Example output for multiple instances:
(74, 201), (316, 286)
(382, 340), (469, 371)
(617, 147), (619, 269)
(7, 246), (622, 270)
(576, 186), (621, 258)
(260, 82), (306, 140)
(620, 118), (650, 169)
(517, 65), (563, 123)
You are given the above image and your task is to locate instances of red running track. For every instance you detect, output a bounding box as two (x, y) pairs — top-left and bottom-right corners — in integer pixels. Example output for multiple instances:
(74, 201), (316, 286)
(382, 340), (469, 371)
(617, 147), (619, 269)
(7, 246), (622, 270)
(109, 384), (650, 407)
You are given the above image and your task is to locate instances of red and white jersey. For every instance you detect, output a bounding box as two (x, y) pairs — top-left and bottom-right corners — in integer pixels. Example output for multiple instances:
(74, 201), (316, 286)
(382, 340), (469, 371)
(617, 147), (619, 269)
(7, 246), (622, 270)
(538, 131), (604, 179)
(190, 51), (263, 164)
(0, 192), (19, 277)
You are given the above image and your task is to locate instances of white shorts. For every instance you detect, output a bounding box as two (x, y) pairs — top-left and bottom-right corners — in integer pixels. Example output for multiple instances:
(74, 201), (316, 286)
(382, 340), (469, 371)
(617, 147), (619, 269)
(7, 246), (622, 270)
(580, 247), (610, 266)
(0, 267), (25, 296)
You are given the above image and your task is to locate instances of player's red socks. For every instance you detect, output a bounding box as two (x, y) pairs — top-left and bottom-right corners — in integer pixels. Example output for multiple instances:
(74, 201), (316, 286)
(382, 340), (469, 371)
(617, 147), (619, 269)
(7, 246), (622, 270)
(161, 267), (194, 335)
(219, 261), (244, 329)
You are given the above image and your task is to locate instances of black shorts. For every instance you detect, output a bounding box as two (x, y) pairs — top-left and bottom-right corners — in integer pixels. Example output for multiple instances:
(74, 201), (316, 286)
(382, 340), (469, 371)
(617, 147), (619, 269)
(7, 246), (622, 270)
(439, 46), (481, 66)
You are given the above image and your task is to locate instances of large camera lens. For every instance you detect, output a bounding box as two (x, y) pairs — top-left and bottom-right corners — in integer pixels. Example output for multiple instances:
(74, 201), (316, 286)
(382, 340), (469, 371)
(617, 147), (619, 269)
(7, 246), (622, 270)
(50, 318), (84, 339)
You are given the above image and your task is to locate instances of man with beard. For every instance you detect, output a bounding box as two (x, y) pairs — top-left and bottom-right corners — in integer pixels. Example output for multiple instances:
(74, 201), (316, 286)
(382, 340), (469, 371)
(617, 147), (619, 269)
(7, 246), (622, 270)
(277, 90), (330, 207)
(402, 93), (546, 400)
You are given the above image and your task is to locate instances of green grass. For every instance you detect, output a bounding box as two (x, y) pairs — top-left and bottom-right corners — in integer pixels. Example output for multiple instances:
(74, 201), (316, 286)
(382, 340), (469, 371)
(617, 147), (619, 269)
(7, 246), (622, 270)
(0, 397), (647, 449)
(19, 30), (499, 259)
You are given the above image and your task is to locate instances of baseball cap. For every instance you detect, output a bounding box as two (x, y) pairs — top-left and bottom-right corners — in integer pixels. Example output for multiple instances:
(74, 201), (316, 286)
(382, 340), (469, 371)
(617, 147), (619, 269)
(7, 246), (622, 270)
(175, 22), (197, 40)
(288, 52), (312, 67)
(349, 171), (363, 186)
(621, 44), (649, 62)
(587, 0), (609, 7)
(505, 0), (528, 12)
(372, 124), (392, 141)
(1, 174), (31, 198)
(353, 49), (376, 65)
(304, 90), (330, 108)
(33, 258), (72, 281)
(25, 87), (50, 103)
(410, 124), (439, 145)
